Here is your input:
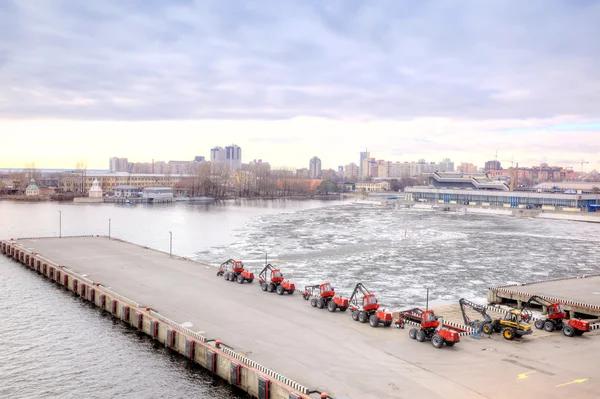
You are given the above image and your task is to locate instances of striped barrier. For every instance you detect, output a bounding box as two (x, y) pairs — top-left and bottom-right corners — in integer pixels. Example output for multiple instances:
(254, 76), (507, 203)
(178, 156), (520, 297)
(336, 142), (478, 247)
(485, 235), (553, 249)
(494, 288), (600, 312)
(149, 310), (207, 343)
(396, 313), (476, 337)
(489, 273), (600, 290)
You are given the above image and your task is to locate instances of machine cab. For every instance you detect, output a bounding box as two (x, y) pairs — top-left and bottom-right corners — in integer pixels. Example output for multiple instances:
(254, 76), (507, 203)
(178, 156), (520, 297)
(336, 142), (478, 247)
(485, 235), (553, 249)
(421, 310), (440, 329)
(547, 303), (566, 319)
(363, 294), (380, 311)
(232, 260), (244, 273)
(321, 282), (335, 298)
(271, 269), (284, 283)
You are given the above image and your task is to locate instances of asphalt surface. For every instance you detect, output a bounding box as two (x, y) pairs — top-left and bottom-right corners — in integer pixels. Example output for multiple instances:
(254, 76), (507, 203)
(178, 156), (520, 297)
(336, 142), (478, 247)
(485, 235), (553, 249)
(15, 237), (600, 399)
(498, 277), (600, 307)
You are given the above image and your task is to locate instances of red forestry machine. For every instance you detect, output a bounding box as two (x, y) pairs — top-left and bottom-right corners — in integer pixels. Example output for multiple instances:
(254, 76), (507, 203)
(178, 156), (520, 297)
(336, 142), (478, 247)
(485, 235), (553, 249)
(400, 308), (460, 348)
(348, 283), (392, 327)
(216, 259), (254, 284)
(520, 296), (590, 337)
(302, 282), (349, 312)
(258, 263), (295, 295)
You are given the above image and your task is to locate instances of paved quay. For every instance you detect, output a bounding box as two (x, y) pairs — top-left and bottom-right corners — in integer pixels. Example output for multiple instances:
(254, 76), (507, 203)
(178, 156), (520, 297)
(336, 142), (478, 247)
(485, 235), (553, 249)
(494, 277), (600, 307)
(14, 237), (600, 399)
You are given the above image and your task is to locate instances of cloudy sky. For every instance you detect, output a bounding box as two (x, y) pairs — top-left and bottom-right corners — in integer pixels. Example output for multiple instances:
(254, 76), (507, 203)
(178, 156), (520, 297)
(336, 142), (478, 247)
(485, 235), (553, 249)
(1, 0), (599, 171)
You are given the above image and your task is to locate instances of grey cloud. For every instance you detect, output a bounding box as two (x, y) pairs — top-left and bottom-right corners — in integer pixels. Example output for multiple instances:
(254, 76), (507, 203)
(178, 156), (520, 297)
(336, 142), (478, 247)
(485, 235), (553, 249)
(0, 0), (599, 120)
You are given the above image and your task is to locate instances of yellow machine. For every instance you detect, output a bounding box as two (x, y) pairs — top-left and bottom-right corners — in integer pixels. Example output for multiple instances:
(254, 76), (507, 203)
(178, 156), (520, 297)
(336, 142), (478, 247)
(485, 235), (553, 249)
(495, 309), (532, 340)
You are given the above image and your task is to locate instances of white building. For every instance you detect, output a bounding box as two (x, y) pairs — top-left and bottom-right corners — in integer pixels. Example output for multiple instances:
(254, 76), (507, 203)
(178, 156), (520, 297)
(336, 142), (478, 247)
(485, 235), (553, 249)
(142, 187), (173, 202)
(344, 162), (359, 179)
(89, 178), (103, 198)
(211, 145), (242, 172)
(356, 181), (390, 192)
(109, 157), (129, 173)
(25, 178), (40, 196)
(114, 185), (137, 198)
(309, 156), (322, 179)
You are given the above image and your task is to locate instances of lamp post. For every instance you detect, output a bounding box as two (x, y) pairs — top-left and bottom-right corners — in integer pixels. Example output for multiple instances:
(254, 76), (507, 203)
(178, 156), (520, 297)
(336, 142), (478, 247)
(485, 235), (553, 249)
(169, 231), (172, 258)
(109, 218), (111, 239)
(58, 210), (62, 238)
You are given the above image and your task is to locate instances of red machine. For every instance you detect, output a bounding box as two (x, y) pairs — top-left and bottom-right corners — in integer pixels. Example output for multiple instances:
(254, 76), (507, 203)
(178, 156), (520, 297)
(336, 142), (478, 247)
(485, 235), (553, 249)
(348, 283), (392, 327)
(520, 296), (591, 337)
(401, 308), (460, 348)
(216, 259), (254, 284)
(303, 282), (349, 312)
(258, 263), (295, 295)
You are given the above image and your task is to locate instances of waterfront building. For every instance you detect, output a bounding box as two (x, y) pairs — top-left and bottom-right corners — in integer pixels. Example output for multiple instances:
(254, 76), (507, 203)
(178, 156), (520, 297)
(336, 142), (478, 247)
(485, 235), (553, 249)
(109, 157), (129, 173)
(114, 185), (137, 198)
(60, 173), (188, 193)
(25, 178), (40, 196)
(309, 156), (322, 179)
(356, 181), (390, 192)
(142, 187), (173, 201)
(429, 172), (510, 191)
(88, 179), (103, 198)
(359, 150), (369, 178)
(484, 160), (502, 172)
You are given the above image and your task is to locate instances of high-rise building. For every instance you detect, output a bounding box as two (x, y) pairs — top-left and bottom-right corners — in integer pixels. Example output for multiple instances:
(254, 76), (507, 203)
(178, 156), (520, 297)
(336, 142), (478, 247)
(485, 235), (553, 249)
(344, 162), (359, 179)
(458, 163), (476, 174)
(438, 158), (455, 172)
(484, 160), (502, 172)
(225, 144), (242, 172)
(109, 157), (129, 173)
(309, 156), (322, 179)
(359, 150), (370, 178)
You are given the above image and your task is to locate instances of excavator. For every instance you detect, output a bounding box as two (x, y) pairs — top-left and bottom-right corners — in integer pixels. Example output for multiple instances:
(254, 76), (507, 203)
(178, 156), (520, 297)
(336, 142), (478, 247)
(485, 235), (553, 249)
(302, 282), (349, 312)
(216, 259), (254, 284)
(348, 283), (392, 327)
(459, 298), (532, 340)
(258, 263), (295, 295)
(401, 308), (460, 348)
(520, 296), (590, 337)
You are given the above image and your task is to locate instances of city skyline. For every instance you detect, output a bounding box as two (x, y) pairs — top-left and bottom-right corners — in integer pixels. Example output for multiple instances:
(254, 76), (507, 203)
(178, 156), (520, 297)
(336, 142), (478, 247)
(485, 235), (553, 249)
(1, 2), (599, 171)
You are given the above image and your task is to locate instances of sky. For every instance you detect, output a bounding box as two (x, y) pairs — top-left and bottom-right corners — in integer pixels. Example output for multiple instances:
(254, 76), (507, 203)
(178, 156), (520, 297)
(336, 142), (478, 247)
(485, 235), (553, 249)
(1, 0), (599, 171)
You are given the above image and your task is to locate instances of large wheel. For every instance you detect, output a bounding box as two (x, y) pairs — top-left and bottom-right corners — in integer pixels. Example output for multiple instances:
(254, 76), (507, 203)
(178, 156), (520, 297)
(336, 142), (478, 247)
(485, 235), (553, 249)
(409, 328), (417, 339)
(482, 323), (493, 335)
(237, 274), (244, 284)
(472, 321), (483, 333)
(358, 311), (368, 323)
(432, 334), (444, 348)
(310, 298), (317, 307)
(445, 341), (456, 347)
(493, 323), (502, 333)
(502, 327), (515, 340)
(327, 300), (337, 312)
(575, 330), (584, 336)
(543, 320), (555, 332)
(287, 289), (294, 295)
(352, 310), (359, 321)
(317, 298), (325, 309)
(267, 283), (275, 293)
(383, 321), (392, 327)
(261, 282), (267, 291)
(534, 319), (544, 329)
(276, 285), (284, 295)
(369, 314), (379, 327)
(416, 330), (426, 342)
(563, 325), (575, 337)
(224, 272), (230, 281)
(247, 278), (253, 284)
(340, 306), (348, 312)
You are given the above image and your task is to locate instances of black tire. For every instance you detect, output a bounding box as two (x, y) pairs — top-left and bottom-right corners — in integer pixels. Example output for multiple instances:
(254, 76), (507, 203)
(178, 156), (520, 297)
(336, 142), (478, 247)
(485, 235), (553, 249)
(575, 330), (584, 336)
(409, 328), (417, 339)
(369, 314), (379, 327)
(432, 334), (444, 348)
(482, 323), (493, 335)
(383, 321), (392, 328)
(340, 306), (348, 312)
(261, 282), (267, 291)
(352, 310), (359, 321)
(310, 298), (317, 307)
(543, 320), (555, 332)
(563, 325), (575, 337)
(224, 272), (230, 281)
(502, 327), (515, 340)
(493, 323), (502, 333)
(317, 298), (325, 309)
(445, 341), (456, 347)
(267, 283), (275, 293)
(247, 278), (253, 283)
(416, 330), (426, 342)
(472, 321), (483, 333)
(276, 285), (284, 295)
(237, 274), (244, 284)
(327, 300), (337, 312)
(534, 319), (544, 329)
(287, 289), (294, 295)
(217, 271), (223, 276)
(358, 311), (368, 323)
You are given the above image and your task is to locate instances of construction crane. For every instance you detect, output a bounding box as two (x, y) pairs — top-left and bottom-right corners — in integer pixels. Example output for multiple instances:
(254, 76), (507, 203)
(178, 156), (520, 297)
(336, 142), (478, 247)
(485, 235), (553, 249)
(258, 263), (295, 295)
(520, 296), (590, 337)
(216, 259), (254, 284)
(579, 160), (589, 174)
(348, 283), (393, 327)
(302, 282), (349, 312)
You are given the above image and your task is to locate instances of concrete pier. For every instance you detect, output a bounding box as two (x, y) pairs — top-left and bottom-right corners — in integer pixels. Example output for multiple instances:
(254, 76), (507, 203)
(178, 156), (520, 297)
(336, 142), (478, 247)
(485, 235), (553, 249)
(3, 236), (600, 399)
(488, 276), (600, 319)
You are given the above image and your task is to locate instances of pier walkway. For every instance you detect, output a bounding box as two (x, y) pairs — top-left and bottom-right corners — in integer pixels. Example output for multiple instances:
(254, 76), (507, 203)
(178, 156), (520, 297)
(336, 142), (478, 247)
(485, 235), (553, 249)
(8, 236), (600, 399)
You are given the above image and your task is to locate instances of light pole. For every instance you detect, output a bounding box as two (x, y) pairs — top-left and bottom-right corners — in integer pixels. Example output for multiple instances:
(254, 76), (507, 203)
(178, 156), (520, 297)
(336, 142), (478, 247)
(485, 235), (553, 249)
(169, 231), (172, 258)
(108, 218), (111, 239)
(58, 210), (62, 238)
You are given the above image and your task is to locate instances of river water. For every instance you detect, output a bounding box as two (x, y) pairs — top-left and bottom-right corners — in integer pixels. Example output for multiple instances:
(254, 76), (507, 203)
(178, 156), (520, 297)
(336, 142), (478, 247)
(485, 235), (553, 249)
(1, 199), (600, 398)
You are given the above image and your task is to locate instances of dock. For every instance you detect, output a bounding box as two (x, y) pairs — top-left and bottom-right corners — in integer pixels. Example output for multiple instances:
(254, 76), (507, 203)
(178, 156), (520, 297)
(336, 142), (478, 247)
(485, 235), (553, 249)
(3, 236), (600, 399)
